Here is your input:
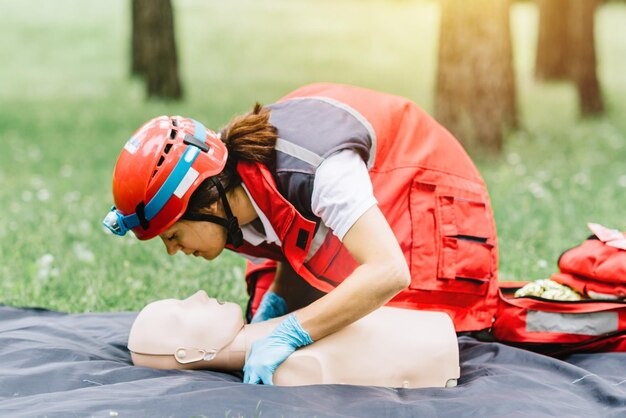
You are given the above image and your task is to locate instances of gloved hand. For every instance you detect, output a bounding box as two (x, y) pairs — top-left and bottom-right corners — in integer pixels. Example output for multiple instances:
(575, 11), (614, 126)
(243, 313), (313, 385)
(250, 291), (288, 323)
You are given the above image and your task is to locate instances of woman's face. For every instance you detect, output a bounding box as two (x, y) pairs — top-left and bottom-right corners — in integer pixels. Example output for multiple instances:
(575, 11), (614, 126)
(159, 219), (227, 260)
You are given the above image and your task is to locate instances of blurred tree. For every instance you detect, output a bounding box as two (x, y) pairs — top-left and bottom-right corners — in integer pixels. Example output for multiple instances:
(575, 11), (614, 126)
(535, 0), (603, 115)
(131, 0), (148, 77)
(131, 0), (182, 99)
(436, 0), (517, 153)
(535, 0), (569, 80)
(568, 0), (604, 114)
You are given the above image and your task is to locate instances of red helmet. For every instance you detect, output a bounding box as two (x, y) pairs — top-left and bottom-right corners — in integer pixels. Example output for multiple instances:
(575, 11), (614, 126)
(103, 116), (227, 240)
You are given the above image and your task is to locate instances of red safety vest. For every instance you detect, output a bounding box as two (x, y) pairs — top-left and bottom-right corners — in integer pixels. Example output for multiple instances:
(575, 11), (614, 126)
(228, 83), (499, 332)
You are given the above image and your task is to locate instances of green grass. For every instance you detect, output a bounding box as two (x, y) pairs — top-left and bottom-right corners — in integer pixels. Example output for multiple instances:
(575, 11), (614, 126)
(0, 0), (625, 313)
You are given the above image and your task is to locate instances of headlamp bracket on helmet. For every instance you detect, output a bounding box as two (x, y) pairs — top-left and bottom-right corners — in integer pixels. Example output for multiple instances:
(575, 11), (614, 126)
(183, 134), (210, 153)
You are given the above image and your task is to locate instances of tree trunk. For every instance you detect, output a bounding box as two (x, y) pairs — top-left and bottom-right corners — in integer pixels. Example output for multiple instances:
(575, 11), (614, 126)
(130, 0), (148, 77)
(568, 0), (604, 115)
(535, 0), (570, 80)
(436, 0), (517, 153)
(534, 0), (603, 115)
(131, 0), (182, 99)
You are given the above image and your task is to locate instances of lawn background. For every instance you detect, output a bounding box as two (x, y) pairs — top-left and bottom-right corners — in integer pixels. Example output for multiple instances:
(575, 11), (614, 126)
(1, 0), (625, 313)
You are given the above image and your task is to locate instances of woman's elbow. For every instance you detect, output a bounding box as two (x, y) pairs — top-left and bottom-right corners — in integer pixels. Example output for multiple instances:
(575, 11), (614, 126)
(386, 259), (411, 292)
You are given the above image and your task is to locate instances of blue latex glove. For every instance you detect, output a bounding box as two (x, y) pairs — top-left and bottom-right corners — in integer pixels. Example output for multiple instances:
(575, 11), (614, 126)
(243, 314), (313, 385)
(250, 291), (288, 323)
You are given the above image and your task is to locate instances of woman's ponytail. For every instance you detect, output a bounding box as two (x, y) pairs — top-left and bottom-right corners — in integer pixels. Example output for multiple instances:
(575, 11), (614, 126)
(183, 103), (278, 217)
(219, 103), (278, 167)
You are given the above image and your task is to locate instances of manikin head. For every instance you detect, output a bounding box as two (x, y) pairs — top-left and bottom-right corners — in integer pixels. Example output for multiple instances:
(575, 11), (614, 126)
(128, 290), (244, 370)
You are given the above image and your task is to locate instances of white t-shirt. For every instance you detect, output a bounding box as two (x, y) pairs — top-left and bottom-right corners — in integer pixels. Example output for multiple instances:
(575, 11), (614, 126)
(240, 149), (377, 248)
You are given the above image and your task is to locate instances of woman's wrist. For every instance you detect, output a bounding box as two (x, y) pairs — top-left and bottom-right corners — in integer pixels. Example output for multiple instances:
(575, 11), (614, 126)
(251, 291), (287, 323)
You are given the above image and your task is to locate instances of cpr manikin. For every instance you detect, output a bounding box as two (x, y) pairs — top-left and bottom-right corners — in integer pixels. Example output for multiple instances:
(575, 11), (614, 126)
(128, 290), (460, 388)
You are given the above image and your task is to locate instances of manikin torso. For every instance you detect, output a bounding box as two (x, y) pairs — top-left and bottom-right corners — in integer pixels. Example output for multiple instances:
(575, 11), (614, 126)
(128, 292), (460, 388)
(271, 308), (459, 388)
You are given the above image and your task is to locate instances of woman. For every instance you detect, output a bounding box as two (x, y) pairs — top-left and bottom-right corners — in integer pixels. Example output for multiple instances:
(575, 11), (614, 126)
(103, 83), (498, 385)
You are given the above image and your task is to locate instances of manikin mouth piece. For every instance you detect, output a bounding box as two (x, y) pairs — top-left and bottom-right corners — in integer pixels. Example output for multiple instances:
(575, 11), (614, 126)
(174, 347), (218, 364)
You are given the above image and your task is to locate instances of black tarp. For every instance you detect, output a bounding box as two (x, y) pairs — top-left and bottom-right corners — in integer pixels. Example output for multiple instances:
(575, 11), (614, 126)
(1, 305), (625, 417)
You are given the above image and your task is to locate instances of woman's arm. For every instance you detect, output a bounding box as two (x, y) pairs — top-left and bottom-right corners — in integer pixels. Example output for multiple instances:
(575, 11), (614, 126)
(295, 205), (410, 341)
(242, 205), (410, 384)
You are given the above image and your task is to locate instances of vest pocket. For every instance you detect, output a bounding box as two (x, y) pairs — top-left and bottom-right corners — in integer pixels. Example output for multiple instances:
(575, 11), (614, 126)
(409, 179), (494, 295)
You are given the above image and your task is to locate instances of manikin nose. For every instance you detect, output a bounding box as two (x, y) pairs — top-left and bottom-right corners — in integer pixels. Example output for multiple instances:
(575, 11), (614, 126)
(187, 290), (210, 302)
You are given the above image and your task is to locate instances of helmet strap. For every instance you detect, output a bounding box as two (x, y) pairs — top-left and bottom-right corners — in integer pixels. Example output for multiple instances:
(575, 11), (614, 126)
(181, 177), (244, 248)
(135, 201), (150, 230)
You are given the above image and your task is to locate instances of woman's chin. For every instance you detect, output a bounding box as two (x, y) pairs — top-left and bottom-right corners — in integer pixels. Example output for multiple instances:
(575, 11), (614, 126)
(196, 243), (226, 260)
(200, 250), (222, 261)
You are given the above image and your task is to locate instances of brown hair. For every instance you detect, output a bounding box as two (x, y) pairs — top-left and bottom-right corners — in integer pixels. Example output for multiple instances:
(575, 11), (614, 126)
(184, 103), (277, 216)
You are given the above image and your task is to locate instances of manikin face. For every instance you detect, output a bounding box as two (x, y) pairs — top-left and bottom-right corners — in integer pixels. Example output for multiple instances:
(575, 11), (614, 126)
(160, 219), (227, 260)
(128, 290), (244, 366)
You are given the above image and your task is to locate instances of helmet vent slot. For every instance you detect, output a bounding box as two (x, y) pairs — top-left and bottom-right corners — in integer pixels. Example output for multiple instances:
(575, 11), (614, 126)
(157, 155), (165, 167)
(169, 129), (177, 140)
(171, 119), (178, 127)
(152, 170), (158, 178)
(164, 144), (172, 154)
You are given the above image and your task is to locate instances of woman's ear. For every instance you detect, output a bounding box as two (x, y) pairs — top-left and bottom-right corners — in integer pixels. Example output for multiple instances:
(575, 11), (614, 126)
(204, 201), (221, 215)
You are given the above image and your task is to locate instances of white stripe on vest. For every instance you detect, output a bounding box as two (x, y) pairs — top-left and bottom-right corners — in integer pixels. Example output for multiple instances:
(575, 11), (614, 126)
(282, 96), (377, 168)
(275, 138), (324, 167)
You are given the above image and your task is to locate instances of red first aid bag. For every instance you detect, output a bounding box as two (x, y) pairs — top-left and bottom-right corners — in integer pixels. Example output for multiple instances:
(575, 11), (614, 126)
(492, 223), (626, 354)
(492, 282), (626, 355)
(551, 223), (626, 299)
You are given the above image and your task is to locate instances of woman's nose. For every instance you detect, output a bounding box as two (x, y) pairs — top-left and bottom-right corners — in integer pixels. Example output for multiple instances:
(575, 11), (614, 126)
(164, 241), (179, 256)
